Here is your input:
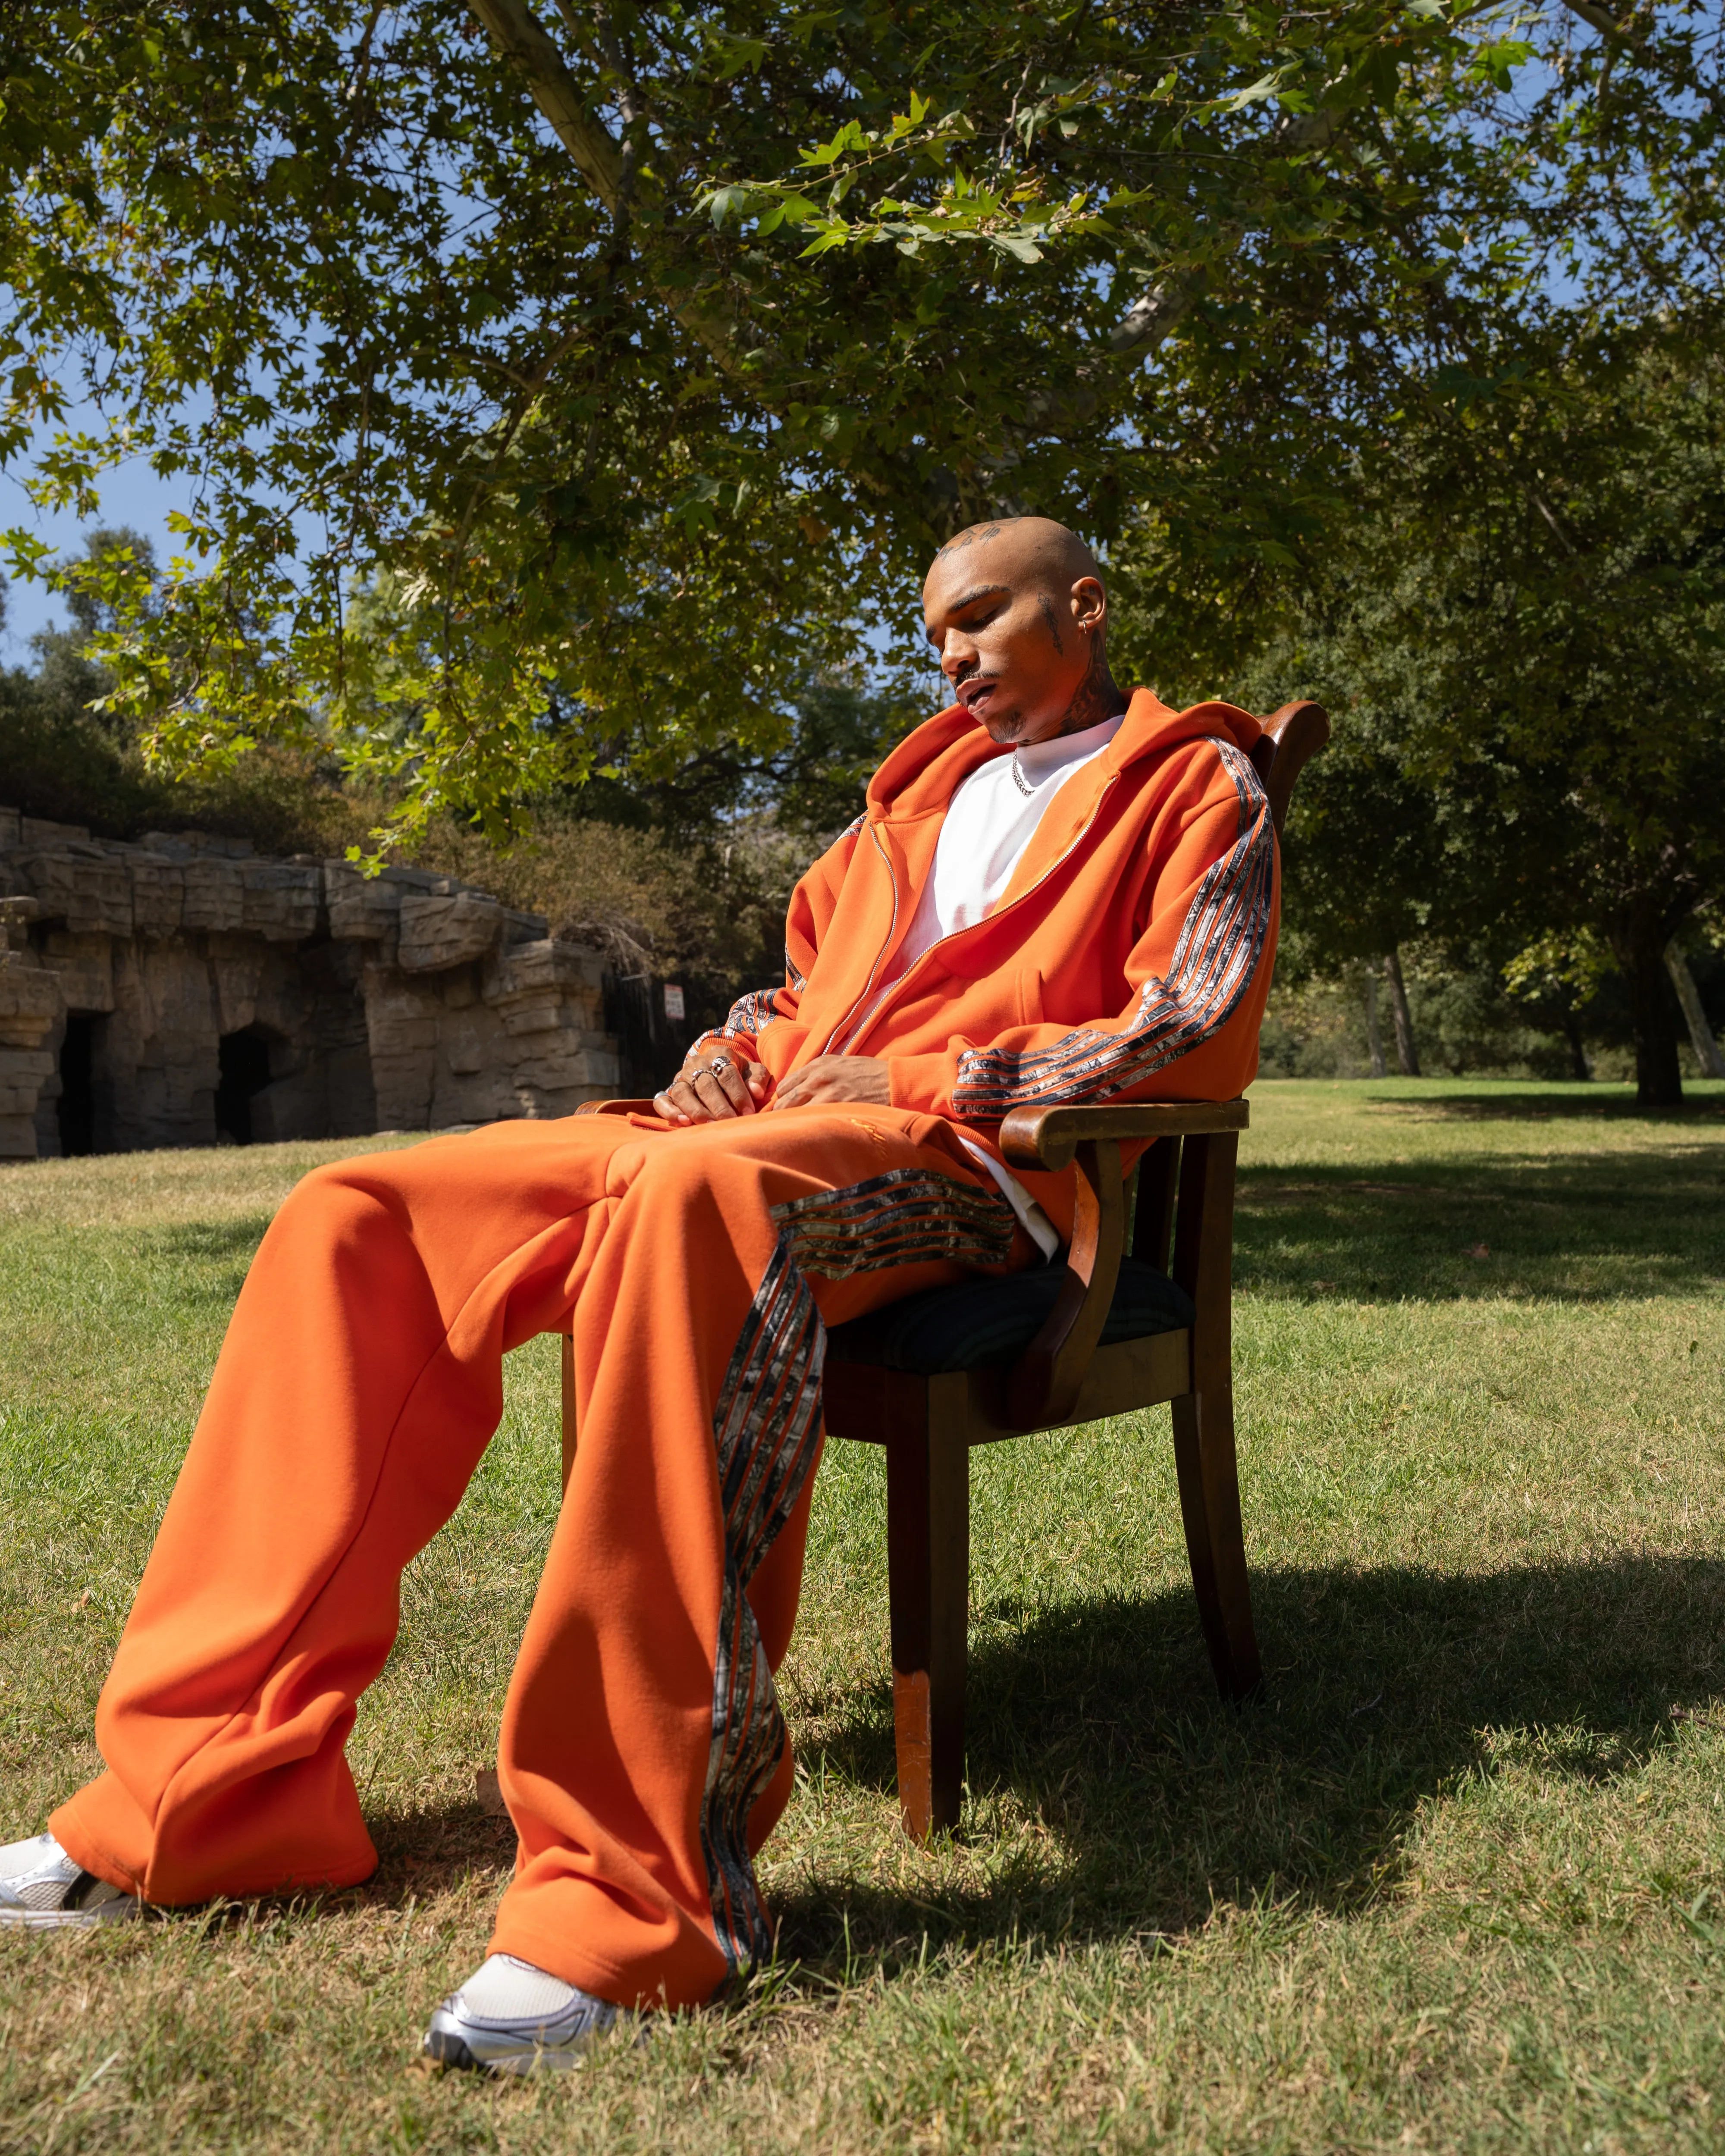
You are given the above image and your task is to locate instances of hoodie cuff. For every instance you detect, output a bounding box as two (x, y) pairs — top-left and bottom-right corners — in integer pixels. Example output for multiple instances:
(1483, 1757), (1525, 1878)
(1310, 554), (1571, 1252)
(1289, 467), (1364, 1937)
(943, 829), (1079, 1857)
(686, 1029), (759, 1068)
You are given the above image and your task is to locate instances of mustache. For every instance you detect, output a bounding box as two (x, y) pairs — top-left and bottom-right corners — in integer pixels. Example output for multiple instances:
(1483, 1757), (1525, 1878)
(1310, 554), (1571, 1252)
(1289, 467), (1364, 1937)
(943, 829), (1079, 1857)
(954, 668), (1000, 699)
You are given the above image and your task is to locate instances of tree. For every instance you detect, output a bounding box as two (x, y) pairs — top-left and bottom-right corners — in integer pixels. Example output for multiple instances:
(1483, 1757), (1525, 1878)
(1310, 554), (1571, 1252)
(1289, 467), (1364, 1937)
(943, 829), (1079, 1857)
(1259, 714), (1443, 1076)
(1244, 337), (1725, 1107)
(1, 0), (1606, 843)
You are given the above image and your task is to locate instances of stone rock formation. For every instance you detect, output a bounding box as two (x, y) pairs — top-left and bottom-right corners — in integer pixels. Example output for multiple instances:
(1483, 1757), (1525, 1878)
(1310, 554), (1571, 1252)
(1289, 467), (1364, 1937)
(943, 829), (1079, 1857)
(0, 809), (624, 1158)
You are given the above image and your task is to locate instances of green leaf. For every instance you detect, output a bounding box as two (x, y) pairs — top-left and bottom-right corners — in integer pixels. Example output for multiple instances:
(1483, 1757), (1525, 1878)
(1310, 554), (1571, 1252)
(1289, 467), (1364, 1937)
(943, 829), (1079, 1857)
(1223, 71), (1282, 114)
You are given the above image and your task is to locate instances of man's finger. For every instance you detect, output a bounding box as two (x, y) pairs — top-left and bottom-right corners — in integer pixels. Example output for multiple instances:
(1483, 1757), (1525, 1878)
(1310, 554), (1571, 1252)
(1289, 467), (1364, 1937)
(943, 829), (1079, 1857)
(670, 1074), (717, 1122)
(654, 1077), (704, 1125)
(690, 1068), (740, 1118)
(704, 1052), (756, 1116)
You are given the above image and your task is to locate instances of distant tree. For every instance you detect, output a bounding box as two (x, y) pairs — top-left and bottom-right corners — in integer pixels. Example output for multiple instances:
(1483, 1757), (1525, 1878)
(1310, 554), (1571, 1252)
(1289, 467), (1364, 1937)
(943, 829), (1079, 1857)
(25, 526), (157, 727)
(541, 674), (903, 844)
(0, 526), (364, 851)
(1243, 338), (1725, 1107)
(0, 530), (144, 827)
(1266, 716), (1445, 1075)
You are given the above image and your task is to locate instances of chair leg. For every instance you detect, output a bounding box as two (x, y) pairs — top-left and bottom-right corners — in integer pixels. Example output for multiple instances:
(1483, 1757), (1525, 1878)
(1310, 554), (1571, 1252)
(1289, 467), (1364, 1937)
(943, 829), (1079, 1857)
(884, 1413), (969, 1839)
(1171, 1385), (1263, 1700)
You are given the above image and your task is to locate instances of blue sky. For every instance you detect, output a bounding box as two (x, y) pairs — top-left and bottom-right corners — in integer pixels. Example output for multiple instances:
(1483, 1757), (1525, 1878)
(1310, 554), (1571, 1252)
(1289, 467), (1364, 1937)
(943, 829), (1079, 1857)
(1, 430), (192, 659)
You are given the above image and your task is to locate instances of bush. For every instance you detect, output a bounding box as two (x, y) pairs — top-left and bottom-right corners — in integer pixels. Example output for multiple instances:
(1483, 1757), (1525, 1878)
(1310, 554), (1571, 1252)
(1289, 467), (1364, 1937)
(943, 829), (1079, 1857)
(0, 663), (373, 858)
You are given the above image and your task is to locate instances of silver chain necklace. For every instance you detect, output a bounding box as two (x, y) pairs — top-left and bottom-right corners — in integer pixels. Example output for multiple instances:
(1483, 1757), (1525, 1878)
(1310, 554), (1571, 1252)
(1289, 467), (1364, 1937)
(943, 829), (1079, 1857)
(1009, 752), (1036, 798)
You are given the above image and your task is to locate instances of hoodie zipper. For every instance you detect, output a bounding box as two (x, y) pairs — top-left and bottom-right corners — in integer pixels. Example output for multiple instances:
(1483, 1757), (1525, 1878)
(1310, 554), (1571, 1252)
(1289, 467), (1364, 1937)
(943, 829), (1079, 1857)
(817, 817), (902, 1056)
(833, 768), (1123, 1060)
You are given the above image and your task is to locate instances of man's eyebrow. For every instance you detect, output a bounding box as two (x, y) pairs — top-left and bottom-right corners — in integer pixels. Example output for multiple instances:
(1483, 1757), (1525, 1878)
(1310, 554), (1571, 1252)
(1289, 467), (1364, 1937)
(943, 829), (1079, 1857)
(924, 582), (1010, 639)
(923, 582), (1012, 646)
(945, 583), (1010, 614)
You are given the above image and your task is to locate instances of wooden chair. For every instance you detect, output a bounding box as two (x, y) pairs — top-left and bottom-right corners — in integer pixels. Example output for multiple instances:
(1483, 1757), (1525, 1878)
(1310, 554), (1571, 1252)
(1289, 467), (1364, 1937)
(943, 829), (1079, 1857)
(566, 700), (1330, 1841)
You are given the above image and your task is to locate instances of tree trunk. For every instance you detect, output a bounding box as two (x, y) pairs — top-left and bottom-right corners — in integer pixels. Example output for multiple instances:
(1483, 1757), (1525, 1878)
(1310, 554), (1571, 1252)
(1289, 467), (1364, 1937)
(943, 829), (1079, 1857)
(1383, 947), (1421, 1076)
(1559, 1006), (1592, 1082)
(1363, 967), (1387, 1077)
(1614, 915), (1684, 1107)
(1665, 943), (1725, 1078)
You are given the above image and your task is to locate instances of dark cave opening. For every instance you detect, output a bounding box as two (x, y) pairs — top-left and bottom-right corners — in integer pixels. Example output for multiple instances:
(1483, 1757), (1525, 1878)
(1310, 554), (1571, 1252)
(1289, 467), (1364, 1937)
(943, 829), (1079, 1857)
(215, 1027), (276, 1146)
(56, 1013), (97, 1156)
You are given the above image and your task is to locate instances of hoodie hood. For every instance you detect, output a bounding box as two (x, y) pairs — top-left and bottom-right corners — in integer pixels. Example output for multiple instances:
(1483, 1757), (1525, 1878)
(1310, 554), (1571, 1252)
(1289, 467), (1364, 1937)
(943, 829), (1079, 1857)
(866, 687), (1266, 824)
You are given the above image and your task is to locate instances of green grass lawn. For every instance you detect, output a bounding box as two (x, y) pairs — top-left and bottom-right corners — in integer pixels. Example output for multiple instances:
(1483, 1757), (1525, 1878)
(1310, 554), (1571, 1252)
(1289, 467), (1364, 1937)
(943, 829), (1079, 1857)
(2, 1078), (1724, 2152)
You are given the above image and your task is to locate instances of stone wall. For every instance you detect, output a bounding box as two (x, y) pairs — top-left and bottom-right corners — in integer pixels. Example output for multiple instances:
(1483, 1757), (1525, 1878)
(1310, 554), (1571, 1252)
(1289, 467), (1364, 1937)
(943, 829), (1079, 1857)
(0, 809), (623, 1159)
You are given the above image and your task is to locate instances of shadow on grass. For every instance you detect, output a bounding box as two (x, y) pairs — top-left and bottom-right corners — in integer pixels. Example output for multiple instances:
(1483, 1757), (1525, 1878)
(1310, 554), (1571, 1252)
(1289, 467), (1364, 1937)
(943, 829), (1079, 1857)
(1235, 1140), (1725, 1301)
(143, 1218), (272, 1307)
(197, 1801), (520, 1922)
(273, 1555), (1725, 1990)
(774, 1553), (1725, 1974)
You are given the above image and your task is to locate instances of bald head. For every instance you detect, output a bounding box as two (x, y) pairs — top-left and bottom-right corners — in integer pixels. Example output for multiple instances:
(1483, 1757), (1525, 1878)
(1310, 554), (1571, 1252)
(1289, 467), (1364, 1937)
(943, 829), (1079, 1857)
(921, 515), (1124, 746)
(927, 514), (1104, 598)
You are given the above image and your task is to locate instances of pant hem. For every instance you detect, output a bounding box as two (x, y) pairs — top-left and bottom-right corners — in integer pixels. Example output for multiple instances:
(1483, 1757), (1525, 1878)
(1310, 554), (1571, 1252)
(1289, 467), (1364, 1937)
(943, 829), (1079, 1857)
(51, 1793), (378, 1907)
(484, 1918), (721, 2016)
(48, 1796), (143, 1900)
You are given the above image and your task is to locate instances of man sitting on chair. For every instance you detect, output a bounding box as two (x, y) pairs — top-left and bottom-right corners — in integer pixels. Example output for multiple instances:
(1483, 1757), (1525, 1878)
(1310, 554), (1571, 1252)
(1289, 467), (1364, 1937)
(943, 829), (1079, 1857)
(0, 517), (1279, 2071)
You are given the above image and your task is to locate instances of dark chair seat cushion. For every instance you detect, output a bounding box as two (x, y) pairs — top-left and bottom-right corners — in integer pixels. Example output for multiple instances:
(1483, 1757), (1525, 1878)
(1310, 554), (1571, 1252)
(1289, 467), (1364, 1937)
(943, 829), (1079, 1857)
(825, 1256), (1196, 1376)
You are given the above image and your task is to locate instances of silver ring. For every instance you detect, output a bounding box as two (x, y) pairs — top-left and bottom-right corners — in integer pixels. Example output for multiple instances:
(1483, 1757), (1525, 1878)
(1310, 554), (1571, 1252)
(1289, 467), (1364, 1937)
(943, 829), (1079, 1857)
(706, 1054), (732, 1077)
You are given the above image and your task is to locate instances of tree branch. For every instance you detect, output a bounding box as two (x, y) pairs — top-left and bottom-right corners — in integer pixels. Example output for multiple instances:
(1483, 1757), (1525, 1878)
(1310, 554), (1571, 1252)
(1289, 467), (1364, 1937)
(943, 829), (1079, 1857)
(464, 0), (763, 383)
(465, 0), (627, 209)
(1558, 0), (1639, 46)
(1555, 0), (1724, 119)
(1528, 482), (1582, 560)
(1109, 265), (1210, 356)
(1107, 108), (1338, 358)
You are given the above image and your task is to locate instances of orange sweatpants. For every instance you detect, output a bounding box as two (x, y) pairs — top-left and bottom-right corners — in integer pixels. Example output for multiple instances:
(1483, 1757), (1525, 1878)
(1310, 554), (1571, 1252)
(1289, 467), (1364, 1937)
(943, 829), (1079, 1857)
(50, 1104), (1028, 2009)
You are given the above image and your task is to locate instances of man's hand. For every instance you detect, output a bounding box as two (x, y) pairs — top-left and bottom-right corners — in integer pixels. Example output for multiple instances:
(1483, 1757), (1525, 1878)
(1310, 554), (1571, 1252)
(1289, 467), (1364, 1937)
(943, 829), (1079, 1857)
(654, 1048), (772, 1126)
(771, 1056), (891, 1111)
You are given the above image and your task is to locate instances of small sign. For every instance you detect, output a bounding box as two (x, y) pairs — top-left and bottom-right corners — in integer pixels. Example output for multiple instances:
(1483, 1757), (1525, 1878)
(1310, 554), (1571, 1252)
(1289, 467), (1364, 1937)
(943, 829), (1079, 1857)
(662, 982), (686, 1023)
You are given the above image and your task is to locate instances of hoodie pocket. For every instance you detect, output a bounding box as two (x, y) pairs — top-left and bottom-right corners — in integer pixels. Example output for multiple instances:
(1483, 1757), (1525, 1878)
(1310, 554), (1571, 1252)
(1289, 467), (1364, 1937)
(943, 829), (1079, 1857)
(1014, 968), (1044, 1029)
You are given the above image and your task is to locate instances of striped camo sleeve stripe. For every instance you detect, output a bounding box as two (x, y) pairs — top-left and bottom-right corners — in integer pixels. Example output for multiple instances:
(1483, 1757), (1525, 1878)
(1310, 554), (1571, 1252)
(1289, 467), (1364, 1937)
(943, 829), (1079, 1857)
(718, 985), (781, 1038)
(951, 741), (1273, 1116)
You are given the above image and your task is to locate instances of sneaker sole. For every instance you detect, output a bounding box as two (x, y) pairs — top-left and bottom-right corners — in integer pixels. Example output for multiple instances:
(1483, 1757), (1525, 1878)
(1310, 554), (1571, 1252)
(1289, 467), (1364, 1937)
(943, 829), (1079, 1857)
(422, 2027), (481, 2071)
(422, 2021), (587, 2074)
(0, 1899), (141, 1930)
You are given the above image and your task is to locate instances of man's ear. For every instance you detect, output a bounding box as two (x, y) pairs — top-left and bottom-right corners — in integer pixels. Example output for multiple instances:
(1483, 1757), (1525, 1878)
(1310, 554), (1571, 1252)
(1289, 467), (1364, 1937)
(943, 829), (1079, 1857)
(1071, 575), (1107, 634)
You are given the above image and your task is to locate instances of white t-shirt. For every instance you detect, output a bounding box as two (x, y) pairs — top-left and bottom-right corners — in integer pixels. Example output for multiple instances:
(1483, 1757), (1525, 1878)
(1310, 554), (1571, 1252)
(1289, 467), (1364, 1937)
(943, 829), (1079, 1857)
(888, 712), (1126, 1259)
(885, 713), (1126, 981)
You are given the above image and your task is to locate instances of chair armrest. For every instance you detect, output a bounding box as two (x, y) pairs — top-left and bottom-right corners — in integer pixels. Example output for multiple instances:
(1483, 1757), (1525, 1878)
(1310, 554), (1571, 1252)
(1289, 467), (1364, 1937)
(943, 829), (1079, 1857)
(1003, 1129), (1126, 1429)
(997, 1098), (1249, 1172)
(996, 1100), (1247, 1429)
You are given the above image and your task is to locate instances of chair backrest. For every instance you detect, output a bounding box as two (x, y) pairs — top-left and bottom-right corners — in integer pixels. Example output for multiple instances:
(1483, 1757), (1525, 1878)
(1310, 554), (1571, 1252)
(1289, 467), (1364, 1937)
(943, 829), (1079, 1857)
(1248, 700), (1330, 837)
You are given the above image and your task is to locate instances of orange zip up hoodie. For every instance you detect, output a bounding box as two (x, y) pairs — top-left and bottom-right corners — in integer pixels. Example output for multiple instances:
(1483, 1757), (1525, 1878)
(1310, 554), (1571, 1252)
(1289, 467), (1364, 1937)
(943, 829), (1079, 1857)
(689, 686), (1279, 1226)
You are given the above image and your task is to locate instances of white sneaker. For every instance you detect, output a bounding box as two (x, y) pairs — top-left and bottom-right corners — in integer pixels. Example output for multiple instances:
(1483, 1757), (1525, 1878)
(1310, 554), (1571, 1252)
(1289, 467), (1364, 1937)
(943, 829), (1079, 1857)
(0, 1833), (140, 1928)
(422, 1952), (621, 2072)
